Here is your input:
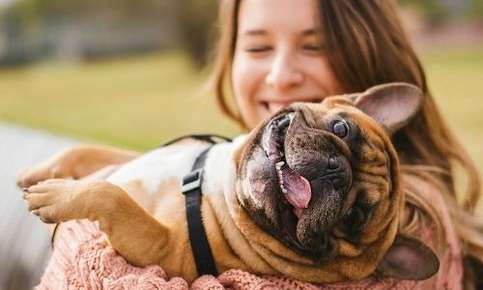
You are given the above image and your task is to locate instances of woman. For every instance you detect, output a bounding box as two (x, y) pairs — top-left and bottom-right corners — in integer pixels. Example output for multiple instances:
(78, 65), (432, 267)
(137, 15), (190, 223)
(210, 0), (483, 288)
(19, 0), (482, 288)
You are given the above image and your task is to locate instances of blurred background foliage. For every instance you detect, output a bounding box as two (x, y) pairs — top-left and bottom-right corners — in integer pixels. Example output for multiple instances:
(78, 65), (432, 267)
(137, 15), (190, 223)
(0, 0), (482, 173)
(0, 0), (219, 67)
(0, 0), (481, 67)
(399, 0), (483, 23)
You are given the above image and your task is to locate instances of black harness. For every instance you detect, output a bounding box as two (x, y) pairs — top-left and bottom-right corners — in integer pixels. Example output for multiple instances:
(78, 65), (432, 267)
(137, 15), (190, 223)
(163, 134), (231, 277)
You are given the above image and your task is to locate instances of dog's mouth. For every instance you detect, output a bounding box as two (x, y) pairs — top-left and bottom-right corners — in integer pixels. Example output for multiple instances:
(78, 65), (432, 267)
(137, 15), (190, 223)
(258, 110), (353, 253)
(261, 112), (312, 243)
(261, 112), (311, 214)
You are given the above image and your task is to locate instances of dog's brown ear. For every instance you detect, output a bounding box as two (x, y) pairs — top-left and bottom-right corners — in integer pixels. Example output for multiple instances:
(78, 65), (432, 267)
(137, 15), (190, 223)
(351, 83), (424, 134)
(376, 235), (440, 280)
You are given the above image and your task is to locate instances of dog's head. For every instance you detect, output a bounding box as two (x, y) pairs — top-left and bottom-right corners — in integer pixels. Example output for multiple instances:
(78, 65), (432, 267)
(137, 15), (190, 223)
(235, 83), (439, 281)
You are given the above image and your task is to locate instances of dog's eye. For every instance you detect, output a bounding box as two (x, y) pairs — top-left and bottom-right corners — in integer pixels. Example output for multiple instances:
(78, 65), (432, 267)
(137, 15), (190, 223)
(332, 120), (349, 138)
(341, 206), (364, 231)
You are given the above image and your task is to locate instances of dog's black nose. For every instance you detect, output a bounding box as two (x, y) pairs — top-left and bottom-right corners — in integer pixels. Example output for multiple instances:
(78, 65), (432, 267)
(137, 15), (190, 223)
(308, 154), (352, 194)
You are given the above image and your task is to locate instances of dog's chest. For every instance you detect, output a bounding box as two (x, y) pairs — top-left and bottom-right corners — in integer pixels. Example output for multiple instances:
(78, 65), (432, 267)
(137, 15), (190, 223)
(106, 142), (210, 214)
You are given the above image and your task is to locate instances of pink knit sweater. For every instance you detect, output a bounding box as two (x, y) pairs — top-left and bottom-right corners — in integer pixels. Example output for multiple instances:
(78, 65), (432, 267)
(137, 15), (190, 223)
(36, 189), (463, 290)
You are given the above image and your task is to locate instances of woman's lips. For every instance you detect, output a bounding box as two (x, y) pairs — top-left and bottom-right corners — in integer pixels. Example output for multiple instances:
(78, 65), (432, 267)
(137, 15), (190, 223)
(266, 102), (289, 114)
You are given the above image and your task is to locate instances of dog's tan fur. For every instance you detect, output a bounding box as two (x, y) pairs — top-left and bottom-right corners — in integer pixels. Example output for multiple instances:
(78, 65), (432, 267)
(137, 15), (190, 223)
(19, 83), (438, 283)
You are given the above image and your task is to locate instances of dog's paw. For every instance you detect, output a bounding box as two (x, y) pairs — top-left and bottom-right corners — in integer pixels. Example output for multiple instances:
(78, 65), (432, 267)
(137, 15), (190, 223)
(17, 164), (63, 189)
(16, 149), (75, 189)
(22, 179), (93, 223)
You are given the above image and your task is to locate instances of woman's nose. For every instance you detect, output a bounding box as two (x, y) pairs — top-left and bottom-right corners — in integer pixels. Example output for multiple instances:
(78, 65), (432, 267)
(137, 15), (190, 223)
(265, 50), (304, 91)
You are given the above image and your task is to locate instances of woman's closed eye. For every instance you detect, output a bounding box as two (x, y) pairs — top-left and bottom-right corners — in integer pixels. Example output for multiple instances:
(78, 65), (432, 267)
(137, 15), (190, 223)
(302, 43), (326, 54)
(245, 46), (272, 53)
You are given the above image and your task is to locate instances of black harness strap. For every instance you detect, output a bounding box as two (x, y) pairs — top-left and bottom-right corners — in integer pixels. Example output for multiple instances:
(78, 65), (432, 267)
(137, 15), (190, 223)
(181, 146), (217, 276)
(160, 134), (232, 147)
(179, 134), (231, 277)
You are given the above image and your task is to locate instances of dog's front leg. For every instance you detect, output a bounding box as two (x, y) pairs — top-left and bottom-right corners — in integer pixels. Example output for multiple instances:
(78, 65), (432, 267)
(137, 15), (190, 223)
(23, 179), (170, 266)
(17, 144), (140, 188)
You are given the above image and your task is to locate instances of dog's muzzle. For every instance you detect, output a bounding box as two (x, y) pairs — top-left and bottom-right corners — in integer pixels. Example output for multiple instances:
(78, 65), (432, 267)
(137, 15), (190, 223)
(260, 109), (353, 254)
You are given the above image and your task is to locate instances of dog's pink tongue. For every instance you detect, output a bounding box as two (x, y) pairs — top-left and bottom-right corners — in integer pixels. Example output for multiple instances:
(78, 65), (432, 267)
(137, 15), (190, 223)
(281, 165), (312, 209)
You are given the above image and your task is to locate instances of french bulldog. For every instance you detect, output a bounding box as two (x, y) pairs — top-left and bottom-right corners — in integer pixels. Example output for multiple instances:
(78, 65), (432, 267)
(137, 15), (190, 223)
(20, 83), (439, 283)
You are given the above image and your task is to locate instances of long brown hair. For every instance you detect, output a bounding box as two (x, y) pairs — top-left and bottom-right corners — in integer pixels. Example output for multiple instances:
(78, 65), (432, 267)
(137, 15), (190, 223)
(209, 0), (482, 287)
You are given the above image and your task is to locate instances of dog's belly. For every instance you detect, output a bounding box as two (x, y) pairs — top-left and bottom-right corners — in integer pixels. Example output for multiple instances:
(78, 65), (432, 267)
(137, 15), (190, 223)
(106, 142), (209, 218)
(103, 141), (231, 279)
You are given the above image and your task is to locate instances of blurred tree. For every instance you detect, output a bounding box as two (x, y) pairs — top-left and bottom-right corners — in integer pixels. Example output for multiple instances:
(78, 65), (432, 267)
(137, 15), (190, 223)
(1, 0), (219, 68)
(398, 0), (452, 24)
(466, 0), (483, 21)
(173, 0), (218, 68)
(0, 0), (45, 65)
(23, 0), (167, 22)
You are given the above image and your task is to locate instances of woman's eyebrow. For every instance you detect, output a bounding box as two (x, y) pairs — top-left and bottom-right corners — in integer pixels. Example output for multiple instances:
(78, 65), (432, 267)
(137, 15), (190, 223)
(301, 28), (323, 36)
(239, 28), (322, 38)
(240, 29), (267, 36)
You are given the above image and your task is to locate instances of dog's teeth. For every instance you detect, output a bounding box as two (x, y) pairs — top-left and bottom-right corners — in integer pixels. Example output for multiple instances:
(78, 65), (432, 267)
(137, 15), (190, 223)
(281, 186), (287, 194)
(275, 162), (287, 193)
(277, 169), (283, 178)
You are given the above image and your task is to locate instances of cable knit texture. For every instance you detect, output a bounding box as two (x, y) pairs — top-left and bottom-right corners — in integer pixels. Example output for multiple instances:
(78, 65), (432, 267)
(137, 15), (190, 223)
(36, 188), (463, 290)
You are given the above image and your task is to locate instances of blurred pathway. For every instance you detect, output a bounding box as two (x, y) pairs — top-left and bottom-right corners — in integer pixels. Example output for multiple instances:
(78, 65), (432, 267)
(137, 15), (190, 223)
(0, 123), (77, 290)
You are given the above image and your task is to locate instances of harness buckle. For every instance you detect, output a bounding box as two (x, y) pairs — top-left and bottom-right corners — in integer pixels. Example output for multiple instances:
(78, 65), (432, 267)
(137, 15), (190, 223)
(181, 169), (203, 193)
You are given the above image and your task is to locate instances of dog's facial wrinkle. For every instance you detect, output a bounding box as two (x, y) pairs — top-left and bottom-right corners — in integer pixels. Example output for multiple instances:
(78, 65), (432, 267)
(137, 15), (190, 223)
(338, 200), (377, 242)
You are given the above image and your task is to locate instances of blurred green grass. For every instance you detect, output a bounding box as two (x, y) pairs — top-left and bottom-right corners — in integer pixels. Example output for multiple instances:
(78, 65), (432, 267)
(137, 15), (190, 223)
(0, 48), (482, 173)
(0, 53), (239, 149)
(421, 46), (483, 174)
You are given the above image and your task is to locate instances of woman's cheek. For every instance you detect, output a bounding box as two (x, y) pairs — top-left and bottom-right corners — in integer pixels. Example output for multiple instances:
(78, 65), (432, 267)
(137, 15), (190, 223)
(301, 55), (342, 95)
(232, 54), (266, 128)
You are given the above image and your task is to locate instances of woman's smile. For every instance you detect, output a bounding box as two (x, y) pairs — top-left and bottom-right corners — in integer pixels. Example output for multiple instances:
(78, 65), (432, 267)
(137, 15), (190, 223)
(260, 97), (324, 115)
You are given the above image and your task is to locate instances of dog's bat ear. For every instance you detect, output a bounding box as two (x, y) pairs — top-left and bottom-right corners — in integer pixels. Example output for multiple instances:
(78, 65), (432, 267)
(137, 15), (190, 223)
(376, 235), (440, 280)
(350, 82), (424, 134)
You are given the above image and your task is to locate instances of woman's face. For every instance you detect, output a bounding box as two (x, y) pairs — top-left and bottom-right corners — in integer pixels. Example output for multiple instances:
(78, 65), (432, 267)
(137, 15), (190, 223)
(232, 0), (342, 129)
